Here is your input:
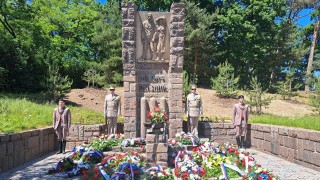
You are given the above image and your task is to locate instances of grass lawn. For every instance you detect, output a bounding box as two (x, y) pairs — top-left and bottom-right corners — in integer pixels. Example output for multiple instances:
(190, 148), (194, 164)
(0, 93), (104, 133)
(250, 113), (320, 131)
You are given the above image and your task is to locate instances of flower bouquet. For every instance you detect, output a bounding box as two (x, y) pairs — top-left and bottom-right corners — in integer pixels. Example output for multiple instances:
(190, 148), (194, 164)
(80, 149), (103, 164)
(145, 165), (174, 180)
(168, 132), (200, 147)
(121, 137), (146, 147)
(174, 150), (206, 180)
(90, 133), (124, 151)
(147, 105), (169, 125)
(243, 165), (279, 180)
(111, 151), (146, 179)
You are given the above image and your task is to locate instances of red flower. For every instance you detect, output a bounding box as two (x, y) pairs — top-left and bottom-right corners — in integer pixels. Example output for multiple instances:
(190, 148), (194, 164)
(147, 111), (152, 119)
(154, 105), (160, 112)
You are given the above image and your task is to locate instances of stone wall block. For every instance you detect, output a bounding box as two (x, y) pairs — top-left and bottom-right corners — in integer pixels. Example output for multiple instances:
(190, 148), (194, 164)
(284, 136), (296, 149)
(309, 131), (320, 142)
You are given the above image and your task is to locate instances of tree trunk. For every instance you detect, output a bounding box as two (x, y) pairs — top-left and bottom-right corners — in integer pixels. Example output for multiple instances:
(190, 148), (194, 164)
(193, 38), (198, 84)
(305, 20), (320, 92)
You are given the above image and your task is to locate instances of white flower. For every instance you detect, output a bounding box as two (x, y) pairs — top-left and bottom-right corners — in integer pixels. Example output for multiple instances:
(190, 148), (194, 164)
(181, 166), (188, 172)
(255, 167), (263, 173)
(158, 172), (164, 177)
(192, 166), (197, 171)
(206, 162), (212, 168)
(239, 153), (245, 160)
(248, 161), (256, 167)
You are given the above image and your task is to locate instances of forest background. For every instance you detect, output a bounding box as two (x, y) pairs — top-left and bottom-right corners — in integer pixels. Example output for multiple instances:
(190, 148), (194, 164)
(1, 0), (320, 94)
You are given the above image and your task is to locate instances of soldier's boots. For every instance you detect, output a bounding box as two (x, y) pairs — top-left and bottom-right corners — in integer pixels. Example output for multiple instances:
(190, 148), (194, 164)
(56, 141), (62, 154)
(241, 136), (245, 149)
(236, 137), (241, 148)
(62, 141), (66, 154)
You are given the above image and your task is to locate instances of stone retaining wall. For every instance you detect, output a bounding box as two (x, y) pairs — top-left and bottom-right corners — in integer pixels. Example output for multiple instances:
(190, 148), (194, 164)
(250, 124), (320, 171)
(66, 124), (107, 150)
(199, 122), (320, 171)
(0, 127), (56, 173)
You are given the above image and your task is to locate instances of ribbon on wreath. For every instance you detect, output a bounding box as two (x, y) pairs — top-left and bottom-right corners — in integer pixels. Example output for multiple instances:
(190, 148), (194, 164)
(182, 133), (199, 146)
(220, 163), (229, 180)
(111, 162), (136, 180)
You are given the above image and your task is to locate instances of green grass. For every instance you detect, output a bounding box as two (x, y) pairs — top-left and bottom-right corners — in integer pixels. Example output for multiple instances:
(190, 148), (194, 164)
(250, 114), (320, 131)
(0, 93), (104, 133)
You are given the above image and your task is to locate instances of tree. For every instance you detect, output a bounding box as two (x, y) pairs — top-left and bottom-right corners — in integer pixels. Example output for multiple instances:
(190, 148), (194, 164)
(309, 76), (320, 114)
(46, 64), (73, 99)
(275, 70), (301, 100)
(210, 61), (239, 98)
(92, 0), (123, 86)
(183, 0), (216, 84)
(182, 70), (191, 101)
(246, 76), (272, 114)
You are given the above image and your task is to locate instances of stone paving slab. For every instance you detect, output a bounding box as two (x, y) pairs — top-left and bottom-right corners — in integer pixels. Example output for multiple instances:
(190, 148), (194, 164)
(1, 149), (320, 180)
(247, 148), (320, 180)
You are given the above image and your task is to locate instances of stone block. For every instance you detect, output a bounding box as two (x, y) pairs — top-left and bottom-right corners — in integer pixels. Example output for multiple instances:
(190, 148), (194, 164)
(303, 150), (320, 166)
(7, 142), (13, 155)
(264, 133), (272, 142)
(0, 143), (6, 157)
(303, 140), (315, 152)
(297, 130), (309, 140)
(48, 134), (55, 151)
(279, 146), (288, 158)
(278, 128), (288, 136)
(255, 131), (264, 139)
(123, 75), (136, 82)
(288, 129), (297, 138)
(1, 156), (9, 172)
(156, 143), (168, 153)
(271, 141), (279, 155)
(250, 124), (259, 131)
(287, 148), (295, 162)
(84, 125), (100, 132)
(10, 133), (22, 141)
(278, 135), (284, 146)
(43, 136), (49, 153)
(284, 136), (296, 149)
(315, 142), (320, 153)
(146, 134), (156, 143)
(21, 131), (32, 138)
(146, 152), (156, 162)
(263, 141), (272, 152)
(157, 153), (168, 162)
(146, 144), (156, 153)
(156, 161), (168, 167)
(28, 136), (39, 149)
(309, 131), (320, 142)
(227, 129), (236, 135)
(223, 123), (234, 129)
(262, 126), (271, 132)
(13, 140), (25, 167)
(8, 155), (13, 170)
(31, 130), (39, 136)
(0, 135), (9, 143)
(169, 119), (182, 129)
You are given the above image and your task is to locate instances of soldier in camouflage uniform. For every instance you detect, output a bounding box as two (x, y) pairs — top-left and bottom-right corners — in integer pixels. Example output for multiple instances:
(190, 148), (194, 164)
(232, 95), (249, 148)
(186, 84), (203, 136)
(104, 86), (121, 134)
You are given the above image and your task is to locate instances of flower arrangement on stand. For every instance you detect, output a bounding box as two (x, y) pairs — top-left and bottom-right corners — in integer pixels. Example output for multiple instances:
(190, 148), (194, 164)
(147, 105), (169, 124)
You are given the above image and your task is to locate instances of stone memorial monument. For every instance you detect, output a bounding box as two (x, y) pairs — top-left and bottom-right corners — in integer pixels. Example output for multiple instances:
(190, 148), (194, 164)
(122, 2), (185, 166)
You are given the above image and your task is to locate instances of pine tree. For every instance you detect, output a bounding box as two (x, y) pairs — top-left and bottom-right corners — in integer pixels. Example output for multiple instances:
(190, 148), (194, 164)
(246, 77), (272, 114)
(309, 76), (320, 114)
(210, 61), (239, 98)
(275, 71), (301, 100)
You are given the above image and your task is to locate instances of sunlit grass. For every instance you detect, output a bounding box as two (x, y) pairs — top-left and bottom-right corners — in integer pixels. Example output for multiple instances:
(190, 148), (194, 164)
(0, 94), (104, 133)
(250, 113), (320, 131)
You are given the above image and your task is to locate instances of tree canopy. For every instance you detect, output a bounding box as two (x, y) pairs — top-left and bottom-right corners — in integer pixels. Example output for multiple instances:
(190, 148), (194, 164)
(0, 0), (319, 94)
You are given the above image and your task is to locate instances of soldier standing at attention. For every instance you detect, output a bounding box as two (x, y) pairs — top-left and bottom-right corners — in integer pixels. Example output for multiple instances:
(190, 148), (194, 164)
(104, 86), (121, 134)
(232, 95), (249, 148)
(186, 84), (203, 136)
(53, 98), (71, 154)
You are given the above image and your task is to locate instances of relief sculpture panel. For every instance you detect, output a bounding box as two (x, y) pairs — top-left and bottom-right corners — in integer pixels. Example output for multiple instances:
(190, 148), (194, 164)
(137, 12), (170, 62)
